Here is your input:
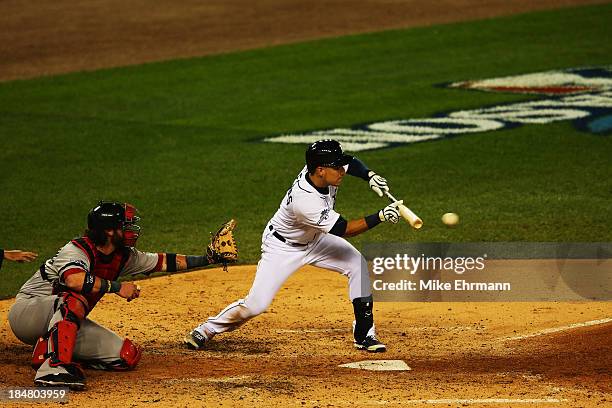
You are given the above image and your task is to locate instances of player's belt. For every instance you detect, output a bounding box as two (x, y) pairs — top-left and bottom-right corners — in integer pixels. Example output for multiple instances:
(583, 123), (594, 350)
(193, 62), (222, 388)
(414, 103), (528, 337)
(269, 225), (307, 247)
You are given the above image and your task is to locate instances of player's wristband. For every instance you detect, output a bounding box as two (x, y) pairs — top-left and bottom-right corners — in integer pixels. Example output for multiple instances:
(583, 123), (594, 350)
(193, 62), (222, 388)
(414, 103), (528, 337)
(166, 253), (177, 272)
(186, 255), (210, 269)
(81, 272), (96, 294)
(109, 281), (122, 293)
(365, 212), (382, 229)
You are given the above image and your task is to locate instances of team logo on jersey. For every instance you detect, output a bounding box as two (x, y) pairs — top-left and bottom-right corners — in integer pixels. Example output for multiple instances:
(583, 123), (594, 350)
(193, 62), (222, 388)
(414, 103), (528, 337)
(317, 209), (330, 225)
(69, 259), (89, 270)
(263, 66), (612, 151)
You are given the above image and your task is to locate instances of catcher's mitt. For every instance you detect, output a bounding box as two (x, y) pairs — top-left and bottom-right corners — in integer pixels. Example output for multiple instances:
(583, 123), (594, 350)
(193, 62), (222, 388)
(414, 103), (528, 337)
(207, 219), (238, 271)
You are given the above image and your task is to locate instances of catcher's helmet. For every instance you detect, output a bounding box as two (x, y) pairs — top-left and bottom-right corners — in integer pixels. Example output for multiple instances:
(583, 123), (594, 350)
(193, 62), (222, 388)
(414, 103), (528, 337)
(305, 139), (352, 173)
(87, 201), (141, 247)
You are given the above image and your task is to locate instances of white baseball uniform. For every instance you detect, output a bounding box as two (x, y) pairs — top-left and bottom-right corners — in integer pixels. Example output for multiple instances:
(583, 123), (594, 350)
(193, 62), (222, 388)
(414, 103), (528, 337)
(195, 165), (371, 336)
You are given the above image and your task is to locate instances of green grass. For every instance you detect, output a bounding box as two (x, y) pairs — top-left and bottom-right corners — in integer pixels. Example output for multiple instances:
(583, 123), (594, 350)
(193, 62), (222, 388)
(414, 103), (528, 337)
(1, 4), (611, 297)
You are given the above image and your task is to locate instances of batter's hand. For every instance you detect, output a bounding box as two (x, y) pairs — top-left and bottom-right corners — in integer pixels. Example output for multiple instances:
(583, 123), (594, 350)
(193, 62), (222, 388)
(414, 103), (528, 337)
(368, 172), (389, 198)
(118, 282), (141, 302)
(378, 200), (402, 224)
(4, 250), (38, 263)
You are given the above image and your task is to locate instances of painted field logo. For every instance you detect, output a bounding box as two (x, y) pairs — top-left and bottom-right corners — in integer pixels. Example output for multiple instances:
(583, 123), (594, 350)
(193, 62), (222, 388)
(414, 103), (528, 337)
(264, 67), (612, 151)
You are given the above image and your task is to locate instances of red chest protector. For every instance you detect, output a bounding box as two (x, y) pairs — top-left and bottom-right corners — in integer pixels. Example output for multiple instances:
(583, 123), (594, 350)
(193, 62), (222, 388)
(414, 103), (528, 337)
(71, 237), (131, 309)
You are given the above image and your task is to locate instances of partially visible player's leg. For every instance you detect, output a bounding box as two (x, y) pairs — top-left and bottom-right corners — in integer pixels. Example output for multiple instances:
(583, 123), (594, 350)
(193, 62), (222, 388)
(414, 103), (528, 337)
(33, 291), (89, 390)
(350, 295), (385, 352)
(306, 233), (371, 300)
(8, 296), (56, 346)
(30, 293), (142, 389)
(307, 234), (386, 352)
(73, 319), (142, 371)
(185, 236), (305, 349)
(9, 295), (60, 371)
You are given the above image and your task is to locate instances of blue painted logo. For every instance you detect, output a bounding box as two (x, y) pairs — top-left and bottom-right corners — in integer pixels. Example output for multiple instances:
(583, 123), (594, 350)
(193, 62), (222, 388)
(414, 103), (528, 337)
(265, 67), (612, 151)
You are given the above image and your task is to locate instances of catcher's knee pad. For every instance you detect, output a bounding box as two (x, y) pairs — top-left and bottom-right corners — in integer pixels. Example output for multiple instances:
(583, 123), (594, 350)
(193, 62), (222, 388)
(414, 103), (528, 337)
(58, 292), (89, 325)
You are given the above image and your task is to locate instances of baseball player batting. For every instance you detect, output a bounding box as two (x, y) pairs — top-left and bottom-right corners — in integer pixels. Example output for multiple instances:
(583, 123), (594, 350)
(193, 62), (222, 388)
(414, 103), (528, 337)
(8, 201), (237, 390)
(185, 139), (402, 352)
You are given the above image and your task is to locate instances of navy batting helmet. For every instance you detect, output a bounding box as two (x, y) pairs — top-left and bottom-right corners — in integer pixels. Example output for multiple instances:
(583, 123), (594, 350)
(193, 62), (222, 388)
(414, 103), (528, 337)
(305, 139), (352, 173)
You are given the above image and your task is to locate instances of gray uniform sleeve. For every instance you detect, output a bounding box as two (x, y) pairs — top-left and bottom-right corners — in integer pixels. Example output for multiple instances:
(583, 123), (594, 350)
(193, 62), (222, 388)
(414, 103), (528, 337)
(16, 242), (90, 298)
(120, 248), (161, 277)
(52, 244), (91, 282)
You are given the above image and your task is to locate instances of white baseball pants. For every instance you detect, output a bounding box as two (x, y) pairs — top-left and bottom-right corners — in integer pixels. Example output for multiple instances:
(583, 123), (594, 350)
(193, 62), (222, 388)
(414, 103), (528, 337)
(197, 229), (371, 336)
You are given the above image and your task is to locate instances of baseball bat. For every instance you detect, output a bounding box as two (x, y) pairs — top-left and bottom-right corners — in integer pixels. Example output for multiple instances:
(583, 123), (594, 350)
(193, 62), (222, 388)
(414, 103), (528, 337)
(384, 191), (423, 229)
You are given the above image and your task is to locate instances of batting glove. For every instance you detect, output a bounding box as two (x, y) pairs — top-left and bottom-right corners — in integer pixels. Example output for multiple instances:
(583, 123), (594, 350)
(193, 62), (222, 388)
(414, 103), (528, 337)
(368, 171), (389, 198)
(378, 200), (402, 224)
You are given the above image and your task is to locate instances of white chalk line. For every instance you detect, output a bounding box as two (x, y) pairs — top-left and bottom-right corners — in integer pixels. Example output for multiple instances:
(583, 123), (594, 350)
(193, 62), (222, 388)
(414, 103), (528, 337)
(276, 326), (477, 334)
(312, 398), (567, 405)
(502, 318), (612, 341)
(401, 399), (567, 405)
(279, 318), (611, 340)
(164, 375), (255, 384)
(276, 328), (346, 333)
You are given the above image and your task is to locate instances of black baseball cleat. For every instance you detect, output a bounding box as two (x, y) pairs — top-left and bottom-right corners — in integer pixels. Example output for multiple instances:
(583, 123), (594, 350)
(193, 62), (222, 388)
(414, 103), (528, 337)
(354, 335), (387, 352)
(34, 372), (86, 391)
(183, 330), (209, 350)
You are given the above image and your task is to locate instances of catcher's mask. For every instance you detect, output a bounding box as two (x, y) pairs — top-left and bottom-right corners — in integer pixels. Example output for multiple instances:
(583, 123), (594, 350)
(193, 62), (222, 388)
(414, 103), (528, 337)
(88, 201), (141, 247)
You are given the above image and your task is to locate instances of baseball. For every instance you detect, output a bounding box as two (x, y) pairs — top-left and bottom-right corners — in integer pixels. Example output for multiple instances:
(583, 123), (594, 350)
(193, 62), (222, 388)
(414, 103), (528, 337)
(442, 212), (459, 226)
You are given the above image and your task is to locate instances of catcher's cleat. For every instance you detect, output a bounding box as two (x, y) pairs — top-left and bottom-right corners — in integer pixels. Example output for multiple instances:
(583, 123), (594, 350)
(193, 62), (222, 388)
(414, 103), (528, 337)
(34, 372), (86, 391)
(183, 329), (209, 350)
(354, 335), (387, 353)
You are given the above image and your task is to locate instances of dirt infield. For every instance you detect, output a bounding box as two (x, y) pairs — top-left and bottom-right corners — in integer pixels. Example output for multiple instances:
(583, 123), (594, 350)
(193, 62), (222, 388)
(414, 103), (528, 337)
(0, 0), (608, 82)
(1, 1), (611, 406)
(1, 266), (610, 406)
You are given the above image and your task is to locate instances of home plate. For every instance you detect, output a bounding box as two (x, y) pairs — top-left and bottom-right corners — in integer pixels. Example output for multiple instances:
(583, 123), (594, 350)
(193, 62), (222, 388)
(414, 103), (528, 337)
(339, 360), (411, 371)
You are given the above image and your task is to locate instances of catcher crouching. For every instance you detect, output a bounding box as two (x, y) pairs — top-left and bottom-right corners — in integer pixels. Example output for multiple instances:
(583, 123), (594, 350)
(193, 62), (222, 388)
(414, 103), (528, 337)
(7, 201), (237, 390)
